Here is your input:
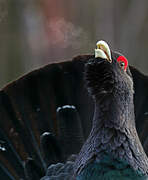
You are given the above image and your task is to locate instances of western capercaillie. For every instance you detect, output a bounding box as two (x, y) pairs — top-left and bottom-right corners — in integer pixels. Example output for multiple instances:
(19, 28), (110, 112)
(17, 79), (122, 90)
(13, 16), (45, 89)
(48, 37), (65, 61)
(40, 41), (148, 179)
(74, 41), (148, 179)
(0, 41), (148, 179)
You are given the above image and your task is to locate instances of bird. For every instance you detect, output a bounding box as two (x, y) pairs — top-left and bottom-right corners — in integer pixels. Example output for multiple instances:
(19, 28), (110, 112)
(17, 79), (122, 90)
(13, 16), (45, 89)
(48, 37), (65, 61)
(40, 41), (148, 180)
(0, 40), (148, 180)
(74, 41), (148, 179)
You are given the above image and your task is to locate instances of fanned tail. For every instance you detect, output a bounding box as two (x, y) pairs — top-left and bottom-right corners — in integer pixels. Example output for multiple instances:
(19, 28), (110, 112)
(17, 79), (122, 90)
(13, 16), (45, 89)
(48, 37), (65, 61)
(0, 56), (148, 179)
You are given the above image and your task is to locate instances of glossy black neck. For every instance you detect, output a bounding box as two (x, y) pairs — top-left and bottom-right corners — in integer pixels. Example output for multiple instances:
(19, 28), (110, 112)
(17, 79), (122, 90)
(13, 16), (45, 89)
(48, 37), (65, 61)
(90, 83), (148, 175)
(74, 58), (148, 176)
(92, 91), (135, 132)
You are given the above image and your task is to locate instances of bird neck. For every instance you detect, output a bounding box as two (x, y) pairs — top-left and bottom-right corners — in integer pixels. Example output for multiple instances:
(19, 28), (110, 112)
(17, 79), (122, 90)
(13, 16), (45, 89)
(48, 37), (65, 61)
(92, 93), (135, 130)
(91, 94), (148, 175)
(74, 93), (148, 176)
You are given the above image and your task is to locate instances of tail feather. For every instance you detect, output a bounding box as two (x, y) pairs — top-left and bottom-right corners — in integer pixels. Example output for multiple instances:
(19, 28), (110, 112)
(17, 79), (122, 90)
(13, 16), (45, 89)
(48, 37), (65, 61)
(56, 106), (84, 157)
(130, 66), (148, 155)
(24, 158), (44, 180)
(40, 132), (63, 166)
(0, 129), (25, 177)
(0, 56), (147, 179)
(0, 162), (17, 180)
(0, 92), (45, 169)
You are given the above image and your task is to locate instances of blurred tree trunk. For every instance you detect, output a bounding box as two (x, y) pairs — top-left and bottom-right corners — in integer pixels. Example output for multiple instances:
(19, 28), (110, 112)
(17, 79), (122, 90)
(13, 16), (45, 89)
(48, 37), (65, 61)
(94, 0), (115, 48)
(118, 0), (148, 72)
(1, 0), (148, 88)
(0, 0), (24, 88)
(119, 0), (148, 56)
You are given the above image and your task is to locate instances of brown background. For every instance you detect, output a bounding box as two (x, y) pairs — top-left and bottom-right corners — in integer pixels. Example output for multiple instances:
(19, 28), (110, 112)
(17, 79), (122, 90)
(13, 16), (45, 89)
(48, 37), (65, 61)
(0, 0), (148, 88)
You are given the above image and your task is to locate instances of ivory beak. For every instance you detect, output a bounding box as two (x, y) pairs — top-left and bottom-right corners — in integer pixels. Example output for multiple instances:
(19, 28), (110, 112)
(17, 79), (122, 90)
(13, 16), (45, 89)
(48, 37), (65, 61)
(95, 40), (112, 63)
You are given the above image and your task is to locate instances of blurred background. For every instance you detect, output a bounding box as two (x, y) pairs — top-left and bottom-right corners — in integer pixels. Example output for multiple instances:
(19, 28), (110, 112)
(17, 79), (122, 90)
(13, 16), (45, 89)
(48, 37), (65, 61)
(0, 0), (148, 88)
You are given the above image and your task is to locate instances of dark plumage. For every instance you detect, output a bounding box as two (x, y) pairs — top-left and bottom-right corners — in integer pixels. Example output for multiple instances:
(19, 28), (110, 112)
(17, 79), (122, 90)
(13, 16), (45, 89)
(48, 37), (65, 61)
(74, 52), (148, 179)
(24, 158), (44, 180)
(40, 132), (63, 166)
(41, 48), (148, 179)
(0, 42), (148, 179)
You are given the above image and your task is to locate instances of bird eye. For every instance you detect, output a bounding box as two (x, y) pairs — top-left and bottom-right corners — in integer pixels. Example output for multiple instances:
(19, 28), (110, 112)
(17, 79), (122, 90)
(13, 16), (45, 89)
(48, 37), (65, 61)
(117, 56), (128, 71)
(119, 61), (125, 69)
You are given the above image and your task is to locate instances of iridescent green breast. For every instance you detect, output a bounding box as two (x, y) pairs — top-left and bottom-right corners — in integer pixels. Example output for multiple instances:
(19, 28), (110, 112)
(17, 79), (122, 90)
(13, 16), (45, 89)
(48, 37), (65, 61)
(76, 155), (148, 180)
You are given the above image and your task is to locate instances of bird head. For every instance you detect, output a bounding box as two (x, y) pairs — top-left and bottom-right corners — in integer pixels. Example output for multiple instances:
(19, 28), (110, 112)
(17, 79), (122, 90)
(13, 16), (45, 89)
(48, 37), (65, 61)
(85, 40), (134, 103)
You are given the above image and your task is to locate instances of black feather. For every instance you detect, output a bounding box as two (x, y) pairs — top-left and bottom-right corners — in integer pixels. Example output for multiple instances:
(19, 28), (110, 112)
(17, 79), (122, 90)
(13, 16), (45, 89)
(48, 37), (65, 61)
(0, 54), (147, 179)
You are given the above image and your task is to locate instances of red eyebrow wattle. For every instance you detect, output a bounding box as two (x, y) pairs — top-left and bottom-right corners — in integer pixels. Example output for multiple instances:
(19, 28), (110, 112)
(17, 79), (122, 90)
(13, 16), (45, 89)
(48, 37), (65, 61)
(117, 56), (128, 70)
